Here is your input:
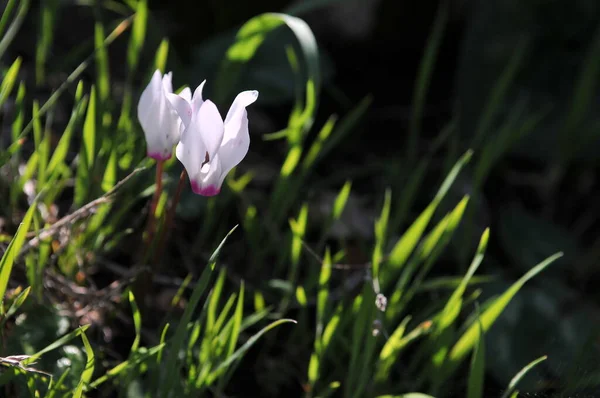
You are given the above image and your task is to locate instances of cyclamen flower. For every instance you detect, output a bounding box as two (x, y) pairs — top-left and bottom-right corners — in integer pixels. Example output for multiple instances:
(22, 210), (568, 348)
(137, 69), (190, 160)
(167, 81), (258, 196)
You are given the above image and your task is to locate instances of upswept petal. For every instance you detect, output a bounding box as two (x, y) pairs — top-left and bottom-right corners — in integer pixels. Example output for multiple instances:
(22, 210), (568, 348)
(196, 100), (224, 162)
(217, 90), (259, 184)
(179, 87), (192, 102)
(162, 71), (173, 93)
(167, 92), (193, 129)
(224, 90), (259, 125)
(191, 80), (206, 114)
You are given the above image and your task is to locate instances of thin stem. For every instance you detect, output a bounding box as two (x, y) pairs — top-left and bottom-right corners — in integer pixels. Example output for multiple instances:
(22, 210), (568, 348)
(154, 169), (187, 266)
(143, 159), (164, 244)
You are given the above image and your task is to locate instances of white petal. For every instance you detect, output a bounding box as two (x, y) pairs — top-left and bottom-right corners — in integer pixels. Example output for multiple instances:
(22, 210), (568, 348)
(224, 90), (259, 125)
(175, 116), (206, 183)
(196, 100), (224, 162)
(137, 70), (162, 133)
(162, 71), (173, 93)
(137, 70), (181, 160)
(167, 92), (193, 129)
(179, 87), (192, 102)
(217, 90), (259, 184)
(191, 80), (206, 114)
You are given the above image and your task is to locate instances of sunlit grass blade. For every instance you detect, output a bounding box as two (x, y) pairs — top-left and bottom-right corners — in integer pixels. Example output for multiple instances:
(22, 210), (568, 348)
(0, 57), (21, 108)
(444, 252), (563, 380)
(211, 318), (297, 374)
(387, 196), (469, 321)
(0, 196), (38, 304)
(499, 356), (548, 398)
(89, 344), (164, 389)
(375, 315), (412, 381)
(159, 226), (237, 396)
(373, 189), (392, 280)
(24, 324), (90, 365)
(75, 85), (97, 206)
(384, 150), (472, 285)
(127, 0), (147, 73)
(94, 20), (110, 102)
(216, 12), (320, 136)
(73, 328), (95, 397)
(13, 15), (133, 146)
(129, 291), (142, 352)
(47, 92), (88, 177)
(154, 38), (169, 72)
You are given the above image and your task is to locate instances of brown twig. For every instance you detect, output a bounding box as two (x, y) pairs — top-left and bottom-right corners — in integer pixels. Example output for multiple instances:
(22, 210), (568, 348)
(18, 167), (146, 256)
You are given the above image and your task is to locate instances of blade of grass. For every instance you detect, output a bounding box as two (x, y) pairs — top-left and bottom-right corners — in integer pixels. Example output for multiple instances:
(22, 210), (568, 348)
(0, 0), (29, 59)
(0, 195), (38, 304)
(500, 356), (548, 398)
(73, 328), (95, 397)
(406, 1), (447, 162)
(444, 252), (563, 381)
(159, 226), (237, 396)
(466, 305), (485, 398)
(384, 150), (472, 285)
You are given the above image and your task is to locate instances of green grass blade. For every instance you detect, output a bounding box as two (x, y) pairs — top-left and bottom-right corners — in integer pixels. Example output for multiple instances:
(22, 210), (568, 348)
(75, 85), (96, 206)
(373, 189), (392, 280)
(159, 226), (237, 396)
(94, 21), (110, 102)
(385, 150), (472, 283)
(467, 306), (485, 398)
(0, 196), (38, 303)
(212, 318), (297, 374)
(446, 252), (563, 378)
(375, 316), (412, 381)
(47, 93), (88, 177)
(216, 12), (320, 135)
(25, 324), (90, 365)
(0, 286), (30, 328)
(0, 0), (18, 37)
(73, 327), (95, 397)
(35, 0), (58, 85)
(406, 1), (447, 161)
(227, 282), (244, 357)
(127, 0), (147, 73)
(0, 0), (28, 59)
(154, 39), (170, 72)
(471, 39), (528, 149)
(0, 57), (21, 108)
(500, 356), (547, 398)
(129, 291), (142, 352)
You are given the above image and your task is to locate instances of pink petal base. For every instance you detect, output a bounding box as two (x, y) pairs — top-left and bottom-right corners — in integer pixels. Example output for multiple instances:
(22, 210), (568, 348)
(148, 152), (172, 161)
(191, 181), (220, 197)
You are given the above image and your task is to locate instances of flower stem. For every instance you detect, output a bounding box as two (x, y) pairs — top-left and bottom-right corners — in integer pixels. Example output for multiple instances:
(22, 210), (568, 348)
(154, 169), (187, 267)
(144, 159), (164, 244)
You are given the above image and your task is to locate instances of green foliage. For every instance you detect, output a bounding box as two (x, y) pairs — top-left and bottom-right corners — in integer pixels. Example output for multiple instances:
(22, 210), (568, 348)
(0, 0), (588, 397)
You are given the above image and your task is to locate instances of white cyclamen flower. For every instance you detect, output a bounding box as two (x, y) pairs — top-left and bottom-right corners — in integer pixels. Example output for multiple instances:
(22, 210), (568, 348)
(167, 81), (258, 196)
(137, 69), (187, 160)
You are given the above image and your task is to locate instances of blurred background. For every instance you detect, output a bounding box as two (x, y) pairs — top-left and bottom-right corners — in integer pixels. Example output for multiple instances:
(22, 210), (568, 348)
(3, 0), (600, 396)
